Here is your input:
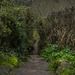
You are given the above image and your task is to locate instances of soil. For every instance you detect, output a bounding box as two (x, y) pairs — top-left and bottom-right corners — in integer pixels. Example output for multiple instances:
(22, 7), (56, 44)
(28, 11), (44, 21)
(10, 55), (54, 75)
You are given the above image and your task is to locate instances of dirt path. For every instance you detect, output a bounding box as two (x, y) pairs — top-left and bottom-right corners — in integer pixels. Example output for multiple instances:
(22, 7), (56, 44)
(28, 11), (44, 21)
(10, 55), (54, 75)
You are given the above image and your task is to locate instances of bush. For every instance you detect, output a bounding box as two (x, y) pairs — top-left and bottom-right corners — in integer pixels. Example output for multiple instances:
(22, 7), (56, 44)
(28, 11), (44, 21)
(41, 44), (60, 61)
(0, 0), (34, 61)
(0, 51), (19, 68)
(36, 7), (75, 50)
(41, 44), (75, 75)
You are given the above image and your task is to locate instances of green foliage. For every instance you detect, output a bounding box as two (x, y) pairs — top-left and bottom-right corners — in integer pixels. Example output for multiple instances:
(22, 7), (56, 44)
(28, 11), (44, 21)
(41, 44), (60, 61)
(0, 1), (75, 75)
(35, 18), (48, 50)
(33, 29), (38, 40)
(0, 51), (19, 68)
(35, 7), (75, 51)
(0, 0), (35, 71)
(0, 0), (34, 61)
(41, 44), (75, 75)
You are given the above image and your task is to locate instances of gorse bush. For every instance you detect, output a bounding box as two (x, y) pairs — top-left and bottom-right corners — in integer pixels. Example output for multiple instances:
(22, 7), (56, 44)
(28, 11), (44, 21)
(41, 44), (75, 75)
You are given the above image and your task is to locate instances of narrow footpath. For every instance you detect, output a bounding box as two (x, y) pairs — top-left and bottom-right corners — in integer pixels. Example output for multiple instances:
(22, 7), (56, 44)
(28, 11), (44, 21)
(10, 55), (54, 75)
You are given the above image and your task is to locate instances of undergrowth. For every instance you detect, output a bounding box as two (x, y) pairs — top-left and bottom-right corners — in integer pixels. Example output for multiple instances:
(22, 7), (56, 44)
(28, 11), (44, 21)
(41, 44), (75, 75)
(0, 51), (20, 68)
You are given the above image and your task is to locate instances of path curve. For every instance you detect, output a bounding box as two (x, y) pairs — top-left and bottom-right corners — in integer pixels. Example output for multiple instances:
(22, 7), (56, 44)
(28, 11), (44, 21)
(10, 55), (54, 75)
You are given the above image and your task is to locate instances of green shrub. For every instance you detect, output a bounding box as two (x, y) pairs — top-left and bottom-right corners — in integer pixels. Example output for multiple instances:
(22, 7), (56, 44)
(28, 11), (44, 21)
(0, 0), (34, 61)
(41, 44), (75, 75)
(0, 51), (19, 68)
(41, 44), (60, 61)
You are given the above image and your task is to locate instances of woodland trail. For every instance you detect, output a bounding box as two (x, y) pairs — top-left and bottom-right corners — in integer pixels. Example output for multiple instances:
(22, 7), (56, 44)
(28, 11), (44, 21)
(10, 55), (54, 75)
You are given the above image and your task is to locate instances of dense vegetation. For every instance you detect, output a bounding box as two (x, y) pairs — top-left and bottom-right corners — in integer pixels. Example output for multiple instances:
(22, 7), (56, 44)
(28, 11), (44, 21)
(0, 0), (34, 69)
(0, 0), (75, 75)
(41, 44), (75, 75)
(36, 7), (75, 51)
(39, 7), (75, 75)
